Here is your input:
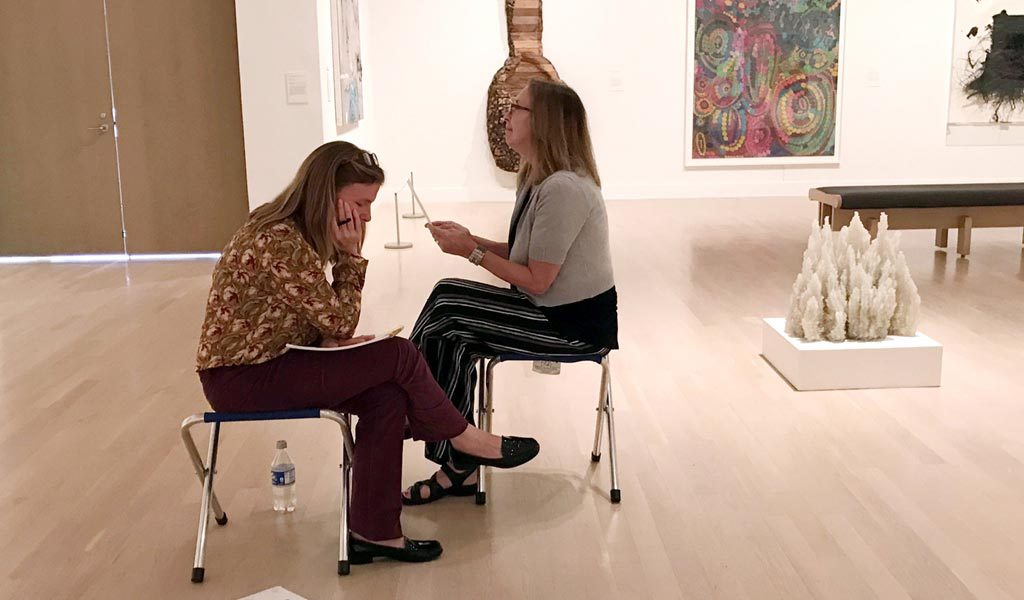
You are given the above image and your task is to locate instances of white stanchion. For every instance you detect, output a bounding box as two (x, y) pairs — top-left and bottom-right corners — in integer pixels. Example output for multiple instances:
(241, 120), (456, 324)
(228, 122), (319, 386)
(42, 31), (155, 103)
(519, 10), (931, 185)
(384, 191), (412, 249)
(402, 172), (426, 219)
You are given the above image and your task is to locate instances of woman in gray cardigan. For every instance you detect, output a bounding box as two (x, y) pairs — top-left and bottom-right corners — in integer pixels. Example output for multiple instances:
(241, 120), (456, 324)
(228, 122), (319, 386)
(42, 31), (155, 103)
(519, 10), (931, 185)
(403, 79), (618, 505)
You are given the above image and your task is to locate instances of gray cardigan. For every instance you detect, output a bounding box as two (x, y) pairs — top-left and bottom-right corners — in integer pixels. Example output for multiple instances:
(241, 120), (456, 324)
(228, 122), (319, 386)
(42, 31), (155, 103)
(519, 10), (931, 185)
(509, 170), (615, 307)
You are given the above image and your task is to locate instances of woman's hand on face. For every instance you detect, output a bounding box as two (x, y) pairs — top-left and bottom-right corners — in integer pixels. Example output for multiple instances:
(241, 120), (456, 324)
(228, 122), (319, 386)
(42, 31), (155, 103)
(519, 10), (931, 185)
(427, 223), (476, 258)
(332, 200), (363, 257)
(321, 334), (375, 348)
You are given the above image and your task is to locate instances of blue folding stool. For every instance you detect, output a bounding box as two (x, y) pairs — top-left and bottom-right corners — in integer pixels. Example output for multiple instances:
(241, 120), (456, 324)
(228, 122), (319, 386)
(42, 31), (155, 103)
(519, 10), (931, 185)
(180, 409), (355, 582)
(473, 351), (621, 505)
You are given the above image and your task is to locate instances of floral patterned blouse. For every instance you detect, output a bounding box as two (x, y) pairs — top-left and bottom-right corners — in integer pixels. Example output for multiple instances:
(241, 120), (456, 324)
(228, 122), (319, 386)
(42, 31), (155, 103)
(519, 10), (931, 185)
(196, 218), (367, 370)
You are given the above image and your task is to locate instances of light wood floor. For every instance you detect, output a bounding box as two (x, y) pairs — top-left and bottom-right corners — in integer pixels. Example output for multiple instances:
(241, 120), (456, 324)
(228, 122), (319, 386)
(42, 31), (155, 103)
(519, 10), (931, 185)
(2, 198), (1024, 600)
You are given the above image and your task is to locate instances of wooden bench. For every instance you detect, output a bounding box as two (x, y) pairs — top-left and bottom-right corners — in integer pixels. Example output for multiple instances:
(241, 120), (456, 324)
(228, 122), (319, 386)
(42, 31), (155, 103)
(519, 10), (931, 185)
(810, 183), (1024, 257)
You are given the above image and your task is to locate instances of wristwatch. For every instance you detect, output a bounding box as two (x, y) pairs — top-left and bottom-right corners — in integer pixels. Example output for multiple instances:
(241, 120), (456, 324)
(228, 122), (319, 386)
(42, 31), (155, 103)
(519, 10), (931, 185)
(467, 245), (487, 266)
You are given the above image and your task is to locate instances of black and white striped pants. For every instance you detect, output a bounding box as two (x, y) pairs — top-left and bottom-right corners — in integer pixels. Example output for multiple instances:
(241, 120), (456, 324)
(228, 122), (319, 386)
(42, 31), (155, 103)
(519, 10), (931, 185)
(410, 278), (602, 465)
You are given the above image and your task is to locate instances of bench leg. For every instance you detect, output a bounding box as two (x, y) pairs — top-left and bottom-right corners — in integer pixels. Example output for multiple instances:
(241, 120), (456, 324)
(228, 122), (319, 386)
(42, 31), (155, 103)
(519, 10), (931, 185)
(831, 209), (848, 231)
(866, 218), (879, 239)
(935, 228), (949, 248)
(957, 216), (973, 258)
(818, 203), (833, 228)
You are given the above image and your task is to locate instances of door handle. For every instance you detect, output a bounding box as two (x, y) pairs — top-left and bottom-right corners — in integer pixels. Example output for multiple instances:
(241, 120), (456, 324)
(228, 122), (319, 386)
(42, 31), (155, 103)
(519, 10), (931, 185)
(88, 123), (111, 133)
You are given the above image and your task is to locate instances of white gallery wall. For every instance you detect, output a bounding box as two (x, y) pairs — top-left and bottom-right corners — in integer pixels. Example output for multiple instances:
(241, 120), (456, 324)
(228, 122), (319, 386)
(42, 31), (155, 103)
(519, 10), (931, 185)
(234, 1), (324, 210)
(236, 0), (1023, 209)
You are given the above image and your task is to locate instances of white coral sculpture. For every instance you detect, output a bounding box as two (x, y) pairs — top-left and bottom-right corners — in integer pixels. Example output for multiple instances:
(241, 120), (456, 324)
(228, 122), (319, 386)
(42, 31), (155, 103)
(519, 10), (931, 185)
(785, 212), (921, 342)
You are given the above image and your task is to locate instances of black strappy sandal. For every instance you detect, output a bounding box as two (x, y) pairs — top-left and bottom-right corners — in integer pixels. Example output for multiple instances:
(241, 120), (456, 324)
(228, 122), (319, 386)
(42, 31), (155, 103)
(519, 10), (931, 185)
(402, 462), (477, 506)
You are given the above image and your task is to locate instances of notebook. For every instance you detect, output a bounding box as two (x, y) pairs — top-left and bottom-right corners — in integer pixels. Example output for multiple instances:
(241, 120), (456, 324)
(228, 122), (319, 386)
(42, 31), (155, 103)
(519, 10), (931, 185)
(285, 326), (404, 352)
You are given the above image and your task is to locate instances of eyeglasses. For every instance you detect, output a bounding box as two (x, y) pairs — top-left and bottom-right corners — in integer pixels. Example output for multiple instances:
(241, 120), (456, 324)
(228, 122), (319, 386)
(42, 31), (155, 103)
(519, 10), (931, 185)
(509, 103), (532, 113)
(337, 151), (379, 175)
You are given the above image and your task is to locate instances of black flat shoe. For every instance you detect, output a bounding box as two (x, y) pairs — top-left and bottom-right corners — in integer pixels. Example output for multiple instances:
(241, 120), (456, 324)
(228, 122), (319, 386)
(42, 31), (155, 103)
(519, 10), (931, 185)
(451, 436), (540, 470)
(348, 536), (443, 564)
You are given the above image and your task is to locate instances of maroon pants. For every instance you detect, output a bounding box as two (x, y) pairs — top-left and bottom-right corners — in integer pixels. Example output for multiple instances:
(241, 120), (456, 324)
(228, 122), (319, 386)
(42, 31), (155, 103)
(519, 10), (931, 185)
(198, 337), (468, 541)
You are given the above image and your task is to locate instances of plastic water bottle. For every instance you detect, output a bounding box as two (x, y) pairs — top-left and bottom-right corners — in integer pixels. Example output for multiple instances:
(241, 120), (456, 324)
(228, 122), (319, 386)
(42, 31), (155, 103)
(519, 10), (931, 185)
(271, 440), (296, 512)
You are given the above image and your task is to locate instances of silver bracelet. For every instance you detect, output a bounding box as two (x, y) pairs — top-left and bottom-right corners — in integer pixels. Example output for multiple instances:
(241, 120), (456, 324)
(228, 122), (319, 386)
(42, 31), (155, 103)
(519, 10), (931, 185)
(467, 245), (487, 266)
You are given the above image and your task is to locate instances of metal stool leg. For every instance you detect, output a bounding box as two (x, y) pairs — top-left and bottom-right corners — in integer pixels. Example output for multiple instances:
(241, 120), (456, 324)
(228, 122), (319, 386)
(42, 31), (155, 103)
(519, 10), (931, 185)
(602, 358), (621, 503)
(338, 429), (352, 575)
(319, 411), (354, 576)
(475, 358), (488, 505)
(191, 422), (222, 583)
(475, 358), (500, 505)
(484, 358), (497, 435)
(591, 362), (610, 462)
(181, 417), (227, 525)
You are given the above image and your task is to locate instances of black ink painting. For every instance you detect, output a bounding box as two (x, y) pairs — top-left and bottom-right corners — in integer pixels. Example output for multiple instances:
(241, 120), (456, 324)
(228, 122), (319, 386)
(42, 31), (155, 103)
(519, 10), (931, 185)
(963, 10), (1024, 122)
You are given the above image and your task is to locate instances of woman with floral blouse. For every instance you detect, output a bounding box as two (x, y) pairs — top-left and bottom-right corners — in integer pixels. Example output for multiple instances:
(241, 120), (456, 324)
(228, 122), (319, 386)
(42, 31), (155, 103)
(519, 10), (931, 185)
(195, 141), (540, 566)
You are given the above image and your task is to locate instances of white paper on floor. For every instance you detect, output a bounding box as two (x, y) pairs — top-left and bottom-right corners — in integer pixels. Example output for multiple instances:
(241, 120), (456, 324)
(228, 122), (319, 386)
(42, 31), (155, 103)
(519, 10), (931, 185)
(238, 586), (309, 600)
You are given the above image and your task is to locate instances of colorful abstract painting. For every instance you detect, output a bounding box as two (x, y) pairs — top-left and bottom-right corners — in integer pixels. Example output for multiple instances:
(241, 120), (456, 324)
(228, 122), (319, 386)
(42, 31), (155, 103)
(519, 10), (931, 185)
(686, 0), (844, 165)
(331, 0), (364, 129)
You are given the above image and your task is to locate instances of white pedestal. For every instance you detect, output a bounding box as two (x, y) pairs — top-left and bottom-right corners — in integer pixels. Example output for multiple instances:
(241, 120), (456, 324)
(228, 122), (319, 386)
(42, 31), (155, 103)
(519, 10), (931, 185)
(761, 318), (942, 391)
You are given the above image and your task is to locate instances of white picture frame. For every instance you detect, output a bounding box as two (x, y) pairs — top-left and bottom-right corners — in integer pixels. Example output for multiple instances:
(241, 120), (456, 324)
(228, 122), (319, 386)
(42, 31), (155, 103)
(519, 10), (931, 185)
(683, 0), (848, 167)
(330, 0), (364, 130)
(947, 0), (1024, 126)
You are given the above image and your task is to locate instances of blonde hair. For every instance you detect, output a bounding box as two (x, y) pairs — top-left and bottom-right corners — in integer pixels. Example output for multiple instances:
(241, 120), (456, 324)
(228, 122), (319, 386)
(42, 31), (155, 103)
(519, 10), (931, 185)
(518, 79), (601, 189)
(249, 141), (384, 263)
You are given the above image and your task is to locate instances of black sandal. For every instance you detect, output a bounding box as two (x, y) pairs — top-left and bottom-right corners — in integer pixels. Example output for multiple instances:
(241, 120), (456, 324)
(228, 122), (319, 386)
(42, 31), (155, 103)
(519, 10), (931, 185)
(402, 462), (477, 506)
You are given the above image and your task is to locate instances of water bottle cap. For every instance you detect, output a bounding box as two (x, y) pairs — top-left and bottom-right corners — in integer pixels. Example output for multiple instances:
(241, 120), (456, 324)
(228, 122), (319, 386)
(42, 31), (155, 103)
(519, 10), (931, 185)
(276, 440), (287, 449)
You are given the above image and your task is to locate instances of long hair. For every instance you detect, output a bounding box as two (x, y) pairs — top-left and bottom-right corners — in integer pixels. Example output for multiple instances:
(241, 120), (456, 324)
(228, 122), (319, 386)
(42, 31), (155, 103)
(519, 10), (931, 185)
(249, 141), (385, 263)
(518, 79), (601, 189)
